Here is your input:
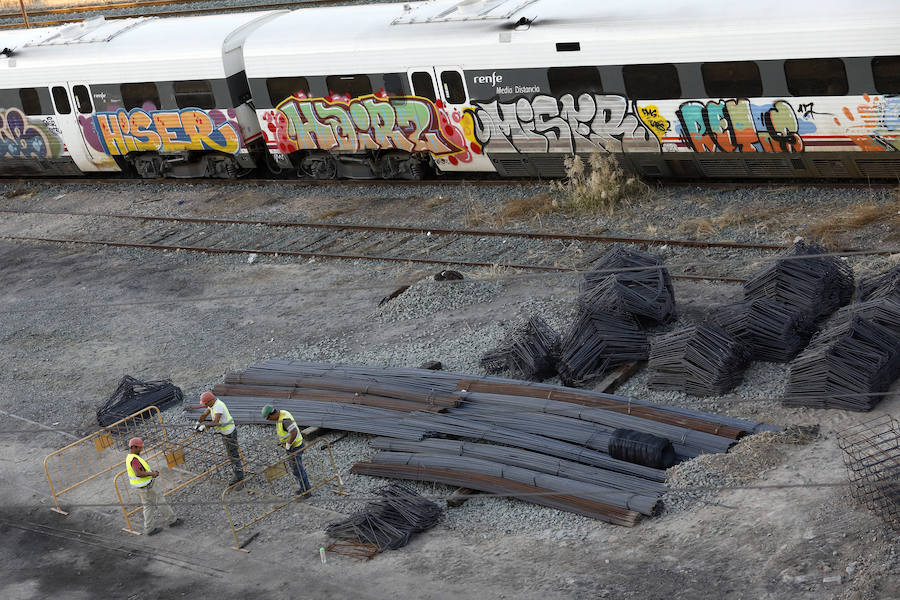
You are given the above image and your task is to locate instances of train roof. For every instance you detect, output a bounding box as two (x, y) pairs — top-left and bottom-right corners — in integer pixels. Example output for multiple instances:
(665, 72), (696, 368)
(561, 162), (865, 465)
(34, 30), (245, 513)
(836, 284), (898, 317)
(243, 0), (900, 77)
(0, 11), (283, 87)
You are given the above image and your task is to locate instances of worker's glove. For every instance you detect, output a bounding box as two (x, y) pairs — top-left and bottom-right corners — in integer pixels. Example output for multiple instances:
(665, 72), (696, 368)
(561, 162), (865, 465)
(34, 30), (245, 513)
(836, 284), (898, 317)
(194, 423), (205, 432)
(284, 442), (292, 451)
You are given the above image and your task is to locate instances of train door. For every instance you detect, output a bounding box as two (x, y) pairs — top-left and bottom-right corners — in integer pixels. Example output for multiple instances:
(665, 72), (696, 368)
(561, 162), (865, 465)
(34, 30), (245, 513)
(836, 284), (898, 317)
(408, 66), (494, 173)
(49, 82), (119, 172)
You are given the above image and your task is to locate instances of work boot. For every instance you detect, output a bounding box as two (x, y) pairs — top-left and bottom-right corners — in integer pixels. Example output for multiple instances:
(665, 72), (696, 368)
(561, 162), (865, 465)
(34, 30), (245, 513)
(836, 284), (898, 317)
(147, 527), (163, 536)
(169, 518), (184, 528)
(229, 476), (244, 486)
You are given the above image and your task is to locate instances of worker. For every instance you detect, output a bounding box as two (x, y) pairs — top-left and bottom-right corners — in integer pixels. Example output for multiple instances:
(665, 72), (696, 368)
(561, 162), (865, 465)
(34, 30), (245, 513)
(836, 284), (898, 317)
(261, 404), (311, 496)
(195, 391), (245, 486)
(125, 437), (183, 536)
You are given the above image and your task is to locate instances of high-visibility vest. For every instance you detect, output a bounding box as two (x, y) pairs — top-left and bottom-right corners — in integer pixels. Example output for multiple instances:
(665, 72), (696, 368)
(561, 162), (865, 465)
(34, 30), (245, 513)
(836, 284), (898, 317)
(211, 399), (235, 435)
(276, 410), (303, 449)
(126, 453), (152, 488)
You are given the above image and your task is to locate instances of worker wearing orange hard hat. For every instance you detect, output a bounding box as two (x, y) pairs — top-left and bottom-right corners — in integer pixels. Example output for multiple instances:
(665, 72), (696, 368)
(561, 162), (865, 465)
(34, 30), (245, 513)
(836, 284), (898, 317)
(125, 437), (183, 536)
(195, 391), (245, 486)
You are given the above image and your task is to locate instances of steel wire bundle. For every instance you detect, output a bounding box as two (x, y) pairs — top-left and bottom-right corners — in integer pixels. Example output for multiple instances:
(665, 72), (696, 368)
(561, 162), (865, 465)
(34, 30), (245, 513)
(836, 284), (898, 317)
(784, 316), (900, 410)
(325, 483), (442, 551)
(578, 246), (676, 325)
(648, 325), (752, 396)
(837, 416), (900, 531)
(710, 298), (815, 362)
(97, 376), (183, 426)
(828, 296), (900, 338)
(480, 315), (560, 381)
(856, 265), (900, 302)
(557, 310), (649, 387)
(743, 240), (854, 319)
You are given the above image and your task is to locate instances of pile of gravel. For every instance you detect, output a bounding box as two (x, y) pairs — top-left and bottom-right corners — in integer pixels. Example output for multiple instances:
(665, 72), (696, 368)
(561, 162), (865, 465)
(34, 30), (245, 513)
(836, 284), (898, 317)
(374, 278), (504, 323)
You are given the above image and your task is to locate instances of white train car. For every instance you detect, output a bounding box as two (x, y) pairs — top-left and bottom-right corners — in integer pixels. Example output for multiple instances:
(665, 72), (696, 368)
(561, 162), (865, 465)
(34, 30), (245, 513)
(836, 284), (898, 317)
(0, 11), (281, 177)
(242, 0), (900, 179)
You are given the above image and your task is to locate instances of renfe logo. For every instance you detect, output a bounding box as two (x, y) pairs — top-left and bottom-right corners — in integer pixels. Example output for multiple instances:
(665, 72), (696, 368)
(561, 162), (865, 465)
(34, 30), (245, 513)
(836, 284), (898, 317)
(473, 72), (503, 85)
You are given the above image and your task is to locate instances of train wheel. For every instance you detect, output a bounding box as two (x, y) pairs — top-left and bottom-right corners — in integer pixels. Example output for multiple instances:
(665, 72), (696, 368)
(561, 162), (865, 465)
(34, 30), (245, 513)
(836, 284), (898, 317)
(299, 153), (337, 180)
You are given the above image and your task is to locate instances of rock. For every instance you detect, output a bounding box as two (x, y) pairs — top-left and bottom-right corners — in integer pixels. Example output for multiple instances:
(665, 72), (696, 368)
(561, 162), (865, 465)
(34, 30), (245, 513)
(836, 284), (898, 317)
(822, 575), (842, 586)
(845, 562), (857, 577)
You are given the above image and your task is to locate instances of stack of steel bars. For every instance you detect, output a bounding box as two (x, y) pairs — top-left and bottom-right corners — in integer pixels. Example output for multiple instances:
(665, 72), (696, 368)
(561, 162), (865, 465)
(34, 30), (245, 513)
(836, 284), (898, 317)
(480, 315), (560, 381)
(710, 298), (814, 362)
(191, 361), (777, 525)
(856, 265), (900, 302)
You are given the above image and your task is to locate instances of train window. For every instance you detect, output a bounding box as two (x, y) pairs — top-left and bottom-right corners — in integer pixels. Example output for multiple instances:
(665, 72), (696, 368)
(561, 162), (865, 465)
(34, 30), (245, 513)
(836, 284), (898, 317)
(623, 64), (681, 99)
(411, 72), (436, 101)
(872, 56), (900, 94)
(547, 66), (603, 96)
(266, 77), (309, 106)
(174, 80), (216, 109)
(73, 85), (92, 114)
(19, 88), (42, 115)
(784, 59), (848, 96)
(326, 75), (372, 99)
(440, 71), (467, 104)
(701, 61), (762, 97)
(121, 82), (161, 111)
(51, 86), (71, 114)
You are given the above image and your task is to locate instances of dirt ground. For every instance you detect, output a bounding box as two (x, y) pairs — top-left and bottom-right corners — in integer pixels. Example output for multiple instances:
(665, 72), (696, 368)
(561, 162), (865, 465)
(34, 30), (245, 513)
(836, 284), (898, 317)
(0, 181), (897, 600)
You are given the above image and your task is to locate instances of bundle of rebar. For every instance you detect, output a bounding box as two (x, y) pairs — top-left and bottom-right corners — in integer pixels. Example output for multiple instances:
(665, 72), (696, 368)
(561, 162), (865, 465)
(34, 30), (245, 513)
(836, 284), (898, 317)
(557, 310), (649, 387)
(579, 246), (676, 325)
(648, 325), (752, 396)
(743, 240), (854, 319)
(827, 296), (900, 338)
(97, 376), (183, 426)
(480, 315), (560, 381)
(710, 298), (815, 362)
(837, 416), (900, 531)
(324, 483), (442, 551)
(784, 315), (900, 410)
(856, 265), (900, 302)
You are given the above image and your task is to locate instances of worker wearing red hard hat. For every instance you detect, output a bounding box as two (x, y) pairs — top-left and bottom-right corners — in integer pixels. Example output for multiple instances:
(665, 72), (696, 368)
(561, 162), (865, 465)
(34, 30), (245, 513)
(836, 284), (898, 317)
(195, 391), (245, 486)
(125, 437), (183, 536)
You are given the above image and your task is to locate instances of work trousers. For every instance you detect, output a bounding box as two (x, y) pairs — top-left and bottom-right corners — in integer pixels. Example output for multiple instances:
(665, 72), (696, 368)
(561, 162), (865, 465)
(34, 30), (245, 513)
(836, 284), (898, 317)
(287, 443), (311, 492)
(221, 430), (245, 481)
(135, 480), (177, 534)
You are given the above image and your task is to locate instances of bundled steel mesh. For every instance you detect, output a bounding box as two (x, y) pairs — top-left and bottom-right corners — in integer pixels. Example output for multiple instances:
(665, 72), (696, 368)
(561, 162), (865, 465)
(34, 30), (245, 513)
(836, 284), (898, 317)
(557, 310), (649, 387)
(837, 416), (900, 531)
(856, 266), (900, 302)
(480, 315), (560, 381)
(579, 246), (676, 325)
(96, 376), (183, 426)
(710, 298), (815, 362)
(743, 240), (854, 319)
(648, 324), (752, 396)
(785, 316), (900, 411)
(828, 296), (900, 338)
(325, 483), (442, 551)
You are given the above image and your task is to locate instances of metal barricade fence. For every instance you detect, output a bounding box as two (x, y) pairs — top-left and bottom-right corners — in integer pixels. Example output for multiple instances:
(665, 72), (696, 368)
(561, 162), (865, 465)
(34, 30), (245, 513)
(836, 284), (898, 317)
(44, 406), (168, 514)
(114, 430), (236, 534)
(222, 438), (344, 551)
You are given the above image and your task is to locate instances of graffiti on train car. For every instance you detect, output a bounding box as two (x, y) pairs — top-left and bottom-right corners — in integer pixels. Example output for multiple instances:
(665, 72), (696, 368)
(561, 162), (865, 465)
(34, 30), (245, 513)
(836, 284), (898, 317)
(265, 95), (463, 156)
(88, 108), (242, 156)
(0, 108), (63, 159)
(834, 94), (900, 152)
(676, 99), (804, 153)
(467, 94), (661, 154)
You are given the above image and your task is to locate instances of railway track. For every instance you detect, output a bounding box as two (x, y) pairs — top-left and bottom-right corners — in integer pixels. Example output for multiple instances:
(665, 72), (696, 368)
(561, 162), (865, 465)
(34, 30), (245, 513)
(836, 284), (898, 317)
(1, 0), (349, 29)
(0, 208), (802, 282)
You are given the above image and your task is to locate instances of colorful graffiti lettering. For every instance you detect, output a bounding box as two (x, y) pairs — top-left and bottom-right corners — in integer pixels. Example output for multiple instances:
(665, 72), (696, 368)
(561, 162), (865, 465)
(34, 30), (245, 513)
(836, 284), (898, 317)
(0, 108), (63, 159)
(435, 100), (480, 165)
(90, 108), (241, 156)
(833, 94), (900, 152)
(637, 105), (669, 141)
(467, 94), (660, 154)
(265, 95), (463, 156)
(676, 99), (803, 153)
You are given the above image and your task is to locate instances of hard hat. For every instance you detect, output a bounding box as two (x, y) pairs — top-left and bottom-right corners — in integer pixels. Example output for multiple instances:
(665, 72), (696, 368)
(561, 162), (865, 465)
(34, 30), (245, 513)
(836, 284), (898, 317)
(128, 437), (144, 448)
(200, 391), (216, 404)
(261, 404), (275, 419)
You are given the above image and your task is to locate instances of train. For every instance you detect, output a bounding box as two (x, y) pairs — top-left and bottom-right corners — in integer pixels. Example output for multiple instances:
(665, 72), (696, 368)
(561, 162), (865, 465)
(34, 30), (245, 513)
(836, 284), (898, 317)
(0, 0), (898, 180)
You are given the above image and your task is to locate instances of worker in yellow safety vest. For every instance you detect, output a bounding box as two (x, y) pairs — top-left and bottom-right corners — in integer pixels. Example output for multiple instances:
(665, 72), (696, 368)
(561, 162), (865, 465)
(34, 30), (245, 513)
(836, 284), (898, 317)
(125, 437), (183, 536)
(195, 391), (245, 486)
(261, 404), (311, 496)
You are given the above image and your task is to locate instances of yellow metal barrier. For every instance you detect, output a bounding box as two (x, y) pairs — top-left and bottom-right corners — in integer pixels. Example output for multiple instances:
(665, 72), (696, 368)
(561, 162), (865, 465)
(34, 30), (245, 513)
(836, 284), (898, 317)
(43, 406), (167, 514)
(222, 438), (345, 551)
(114, 430), (236, 534)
